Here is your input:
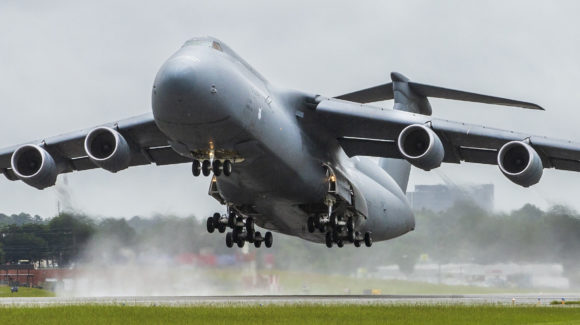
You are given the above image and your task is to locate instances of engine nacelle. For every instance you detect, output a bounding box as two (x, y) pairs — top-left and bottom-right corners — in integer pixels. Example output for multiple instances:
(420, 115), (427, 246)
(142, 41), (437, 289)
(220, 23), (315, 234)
(397, 124), (444, 171)
(84, 127), (131, 173)
(11, 144), (58, 189)
(497, 141), (543, 187)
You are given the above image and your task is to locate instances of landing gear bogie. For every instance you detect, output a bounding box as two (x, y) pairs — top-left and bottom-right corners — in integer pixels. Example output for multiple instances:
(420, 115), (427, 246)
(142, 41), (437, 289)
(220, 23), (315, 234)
(210, 210), (273, 248)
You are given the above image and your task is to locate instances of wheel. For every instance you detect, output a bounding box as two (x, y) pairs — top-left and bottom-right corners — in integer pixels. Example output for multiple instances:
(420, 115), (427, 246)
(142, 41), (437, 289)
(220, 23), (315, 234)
(246, 217), (255, 233)
(218, 223), (226, 233)
(364, 232), (373, 247)
(354, 240), (361, 247)
(247, 230), (255, 243)
(223, 160), (233, 176)
(255, 231), (262, 242)
(212, 212), (221, 224)
(264, 232), (273, 248)
(330, 214), (337, 228)
(337, 240), (344, 248)
(228, 211), (236, 228)
(202, 160), (212, 176)
(232, 229), (239, 242)
(307, 217), (316, 233)
(325, 232), (333, 248)
(254, 239), (262, 248)
(237, 240), (245, 248)
(226, 232), (234, 248)
(192, 160), (201, 177)
(206, 217), (215, 233)
(212, 160), (222, 176)
(347, 230), (355, 243)
(347, 217), (355, 232)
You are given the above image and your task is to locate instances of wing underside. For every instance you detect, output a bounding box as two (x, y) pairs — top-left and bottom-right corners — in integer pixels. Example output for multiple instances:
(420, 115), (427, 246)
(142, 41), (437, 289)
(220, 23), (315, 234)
(0, 113), (191, 183)
(313, 99), (580, 172)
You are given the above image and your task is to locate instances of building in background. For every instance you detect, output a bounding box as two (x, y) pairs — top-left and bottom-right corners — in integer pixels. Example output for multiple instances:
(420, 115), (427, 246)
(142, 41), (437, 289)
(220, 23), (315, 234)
(406, 184), (494, 212)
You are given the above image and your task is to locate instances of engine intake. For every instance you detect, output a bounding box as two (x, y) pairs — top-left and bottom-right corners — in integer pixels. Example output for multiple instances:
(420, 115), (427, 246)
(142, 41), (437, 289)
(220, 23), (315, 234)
(397, 124), (444, 171)
(497, 141), (543, 187)
(84, 127), (131, 172)
(11, 145), (58, 189)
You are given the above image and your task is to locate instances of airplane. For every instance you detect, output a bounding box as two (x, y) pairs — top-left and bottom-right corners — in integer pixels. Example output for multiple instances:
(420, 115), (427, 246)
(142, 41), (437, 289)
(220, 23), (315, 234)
(1, 36), (579, 249)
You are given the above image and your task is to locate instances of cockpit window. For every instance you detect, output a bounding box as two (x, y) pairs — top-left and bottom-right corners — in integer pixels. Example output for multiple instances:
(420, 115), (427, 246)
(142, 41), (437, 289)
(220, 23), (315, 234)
(183, 39), (222, 52)
(212, 41), (223, 52)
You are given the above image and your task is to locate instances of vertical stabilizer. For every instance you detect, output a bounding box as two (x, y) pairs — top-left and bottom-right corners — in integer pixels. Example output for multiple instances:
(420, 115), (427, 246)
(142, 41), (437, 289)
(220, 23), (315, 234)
(378, 72), (431, 193)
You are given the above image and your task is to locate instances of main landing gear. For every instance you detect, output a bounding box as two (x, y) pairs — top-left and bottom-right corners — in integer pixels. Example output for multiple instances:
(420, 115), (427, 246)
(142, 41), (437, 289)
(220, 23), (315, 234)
(307, 214), (372, 248)
(192, 159), (233, 177)
(206, 210), (273, 248)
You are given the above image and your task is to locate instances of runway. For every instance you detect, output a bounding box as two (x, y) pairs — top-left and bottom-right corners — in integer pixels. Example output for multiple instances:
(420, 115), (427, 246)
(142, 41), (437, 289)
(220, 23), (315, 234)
(1, 294), (579, 306)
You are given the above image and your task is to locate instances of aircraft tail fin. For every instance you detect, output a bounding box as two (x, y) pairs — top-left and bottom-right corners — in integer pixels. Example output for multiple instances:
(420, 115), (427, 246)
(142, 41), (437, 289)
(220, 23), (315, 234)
(335, 72), (544, 115)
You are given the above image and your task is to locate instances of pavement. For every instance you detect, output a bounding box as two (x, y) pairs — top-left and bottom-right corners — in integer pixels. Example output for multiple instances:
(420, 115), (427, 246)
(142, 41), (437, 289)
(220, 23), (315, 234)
(1, 294), (579, 306)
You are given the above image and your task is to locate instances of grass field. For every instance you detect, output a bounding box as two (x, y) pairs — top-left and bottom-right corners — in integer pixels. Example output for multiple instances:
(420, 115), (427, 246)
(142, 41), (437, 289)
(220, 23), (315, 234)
(0, 285), (54, 297)
(0, 305), (579, 325)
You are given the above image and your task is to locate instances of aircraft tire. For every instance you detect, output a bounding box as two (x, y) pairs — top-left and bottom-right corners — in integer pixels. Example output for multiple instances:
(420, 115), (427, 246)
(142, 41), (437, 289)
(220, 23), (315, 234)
(237, 239), (245, 248)
(325, 232), (333, 248)
(223, 160), (233, 176)
(206, 217), (215, 233)
(202, 160), (212, 176)
(337, 240), (344, 248)
(330, 214), (337, 228)
(212, 212), (221, 224)
(247, 230), (255, 243)
(226, 232), (234, 248)
(307, 217), (316, 233)
(192, 160), (201, 177)
(347, 217), (354, 232)
(264, 232), (273, 248)
(354, 240), (361, 247)
(364, 232), (373, 247)
(347, 230), (355, 243)
(254, 239), (262, 248)
(212, 160), (222, 176)
(246, 217), (255, 232)
(227, 211), (236, 228)
(218, 223), (226, 233)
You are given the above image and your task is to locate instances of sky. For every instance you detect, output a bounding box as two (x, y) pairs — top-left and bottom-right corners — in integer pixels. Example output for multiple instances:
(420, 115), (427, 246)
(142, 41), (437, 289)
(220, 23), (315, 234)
(1, 1), (580, 219)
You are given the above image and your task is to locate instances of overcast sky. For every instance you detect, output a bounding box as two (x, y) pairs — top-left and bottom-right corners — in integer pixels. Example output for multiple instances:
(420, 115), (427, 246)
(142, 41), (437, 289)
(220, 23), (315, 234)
(1, 1), (580, 218)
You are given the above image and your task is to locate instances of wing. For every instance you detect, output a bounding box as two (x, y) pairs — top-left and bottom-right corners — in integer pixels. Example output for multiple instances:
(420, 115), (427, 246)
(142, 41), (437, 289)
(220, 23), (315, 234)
(0, 113), (191, 188)
(312, 99), (580, 184)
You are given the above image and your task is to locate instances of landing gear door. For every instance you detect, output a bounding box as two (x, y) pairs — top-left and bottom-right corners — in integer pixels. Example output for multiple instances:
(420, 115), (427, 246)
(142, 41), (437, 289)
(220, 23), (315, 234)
(350, 181), (368, 218)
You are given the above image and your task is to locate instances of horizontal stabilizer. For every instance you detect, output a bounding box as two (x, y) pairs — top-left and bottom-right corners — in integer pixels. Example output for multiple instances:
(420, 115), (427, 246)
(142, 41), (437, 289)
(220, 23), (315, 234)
(335, 83), (394, 103)
(408, 82), (544, 110)
(335, 72), (544, 111)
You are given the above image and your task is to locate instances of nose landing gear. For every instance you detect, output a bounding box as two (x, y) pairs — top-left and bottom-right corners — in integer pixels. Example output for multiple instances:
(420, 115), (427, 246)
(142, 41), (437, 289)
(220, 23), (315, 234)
(192, 159), (234, 177)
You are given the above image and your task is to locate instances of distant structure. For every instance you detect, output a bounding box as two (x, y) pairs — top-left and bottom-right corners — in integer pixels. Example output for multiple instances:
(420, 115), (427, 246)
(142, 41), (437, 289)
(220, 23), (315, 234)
(406, 184), (494, 212)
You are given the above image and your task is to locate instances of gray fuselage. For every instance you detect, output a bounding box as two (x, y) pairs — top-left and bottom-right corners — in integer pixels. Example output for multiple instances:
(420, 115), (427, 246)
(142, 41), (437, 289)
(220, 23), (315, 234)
(151, 37), (415, 244)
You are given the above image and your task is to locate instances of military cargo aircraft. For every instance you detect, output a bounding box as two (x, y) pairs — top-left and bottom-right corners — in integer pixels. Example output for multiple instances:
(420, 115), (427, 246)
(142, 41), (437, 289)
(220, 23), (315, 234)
(1, 37), (578, 249)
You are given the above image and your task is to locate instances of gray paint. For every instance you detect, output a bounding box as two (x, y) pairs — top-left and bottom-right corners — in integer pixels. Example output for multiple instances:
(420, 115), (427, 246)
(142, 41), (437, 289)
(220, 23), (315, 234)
(2, 36), (580, 245)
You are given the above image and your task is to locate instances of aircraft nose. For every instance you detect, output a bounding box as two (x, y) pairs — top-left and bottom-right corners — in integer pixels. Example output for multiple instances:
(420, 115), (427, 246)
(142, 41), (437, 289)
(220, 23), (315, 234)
(153, 55), (200, 105)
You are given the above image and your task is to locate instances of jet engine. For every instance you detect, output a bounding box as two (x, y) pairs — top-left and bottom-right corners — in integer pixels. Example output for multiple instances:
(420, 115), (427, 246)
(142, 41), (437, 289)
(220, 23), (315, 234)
(497, 141), (543, 187)
(84, 127), (131, 172)
(397, 124), (444, 171)
(11, 144), (58, 189)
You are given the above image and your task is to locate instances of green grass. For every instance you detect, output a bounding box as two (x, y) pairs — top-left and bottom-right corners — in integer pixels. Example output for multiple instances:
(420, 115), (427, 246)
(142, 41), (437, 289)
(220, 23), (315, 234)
(0, 285), (54, 297)
(0, 305), (580, 325)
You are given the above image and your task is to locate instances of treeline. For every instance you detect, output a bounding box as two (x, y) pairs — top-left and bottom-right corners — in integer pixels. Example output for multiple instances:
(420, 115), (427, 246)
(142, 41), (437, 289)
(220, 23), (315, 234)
(1, 203), (580, 286)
